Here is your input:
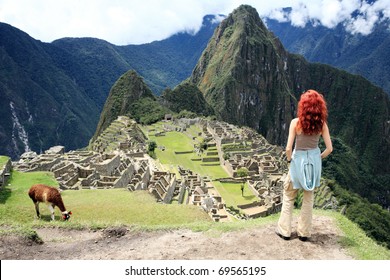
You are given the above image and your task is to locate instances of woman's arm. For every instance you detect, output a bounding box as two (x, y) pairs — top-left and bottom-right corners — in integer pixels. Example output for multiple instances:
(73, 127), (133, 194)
(286, 118), (297, 161)
(321, 122), (333, 159)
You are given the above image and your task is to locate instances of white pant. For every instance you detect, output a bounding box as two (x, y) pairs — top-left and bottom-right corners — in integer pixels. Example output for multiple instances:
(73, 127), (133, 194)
(277, 173), (314, 238)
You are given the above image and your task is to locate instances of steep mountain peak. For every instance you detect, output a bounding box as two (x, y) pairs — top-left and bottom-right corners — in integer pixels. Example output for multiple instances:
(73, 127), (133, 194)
(229, 4), (267, 30)
(213, 4), (272, 46)
(92, 70), (155, 140)
(190, 4), (292, 143)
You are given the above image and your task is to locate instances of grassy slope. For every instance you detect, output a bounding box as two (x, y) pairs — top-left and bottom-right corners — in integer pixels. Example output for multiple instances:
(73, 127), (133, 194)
(0, 171), (210, 229)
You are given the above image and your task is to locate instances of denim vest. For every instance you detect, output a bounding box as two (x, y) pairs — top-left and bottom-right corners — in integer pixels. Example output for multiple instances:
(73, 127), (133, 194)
(290, 147), (321, 191)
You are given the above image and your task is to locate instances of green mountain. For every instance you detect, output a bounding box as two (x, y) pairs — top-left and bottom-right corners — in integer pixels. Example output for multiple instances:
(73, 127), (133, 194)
(92, 70), (169, 141)
(190, 5), (294, 144)
(93, 73), (217, 144)
(0, 23), (99, 159)
(265, 16), (390, 96)
(161, 81), (214, 116)
(189, 5), (390, 208)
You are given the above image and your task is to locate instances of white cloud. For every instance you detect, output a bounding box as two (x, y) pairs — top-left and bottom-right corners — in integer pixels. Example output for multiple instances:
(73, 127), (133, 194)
(266, 0), (390, 35)
(345, 0), (390, 35)
(0, 0), (389, 45)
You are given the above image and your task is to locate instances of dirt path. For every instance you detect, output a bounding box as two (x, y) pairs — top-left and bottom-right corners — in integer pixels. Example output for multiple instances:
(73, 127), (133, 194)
(0, 215), (353, 260)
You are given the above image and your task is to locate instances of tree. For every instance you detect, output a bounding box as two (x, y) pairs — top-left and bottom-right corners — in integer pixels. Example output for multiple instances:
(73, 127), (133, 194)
(148, 141), (157, 158)
(237, 167), (249, 196)
(237, 167), (249, 178)
(148, 141), (157, 152)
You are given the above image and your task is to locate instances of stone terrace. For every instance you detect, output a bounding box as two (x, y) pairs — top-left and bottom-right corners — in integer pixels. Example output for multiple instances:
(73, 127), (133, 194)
(205, 120), (287, 218)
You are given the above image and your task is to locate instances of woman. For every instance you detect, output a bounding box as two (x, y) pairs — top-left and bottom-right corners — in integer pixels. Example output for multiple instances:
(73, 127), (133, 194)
(276, 89), (333, 241)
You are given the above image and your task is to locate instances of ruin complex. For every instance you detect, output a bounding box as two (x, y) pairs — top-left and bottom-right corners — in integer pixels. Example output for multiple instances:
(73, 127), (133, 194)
(13, 116), (288, 221)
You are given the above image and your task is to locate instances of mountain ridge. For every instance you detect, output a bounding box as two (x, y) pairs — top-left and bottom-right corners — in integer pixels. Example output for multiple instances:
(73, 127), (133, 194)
(265, 17), (390, 96)
(0, 23), (99, 158)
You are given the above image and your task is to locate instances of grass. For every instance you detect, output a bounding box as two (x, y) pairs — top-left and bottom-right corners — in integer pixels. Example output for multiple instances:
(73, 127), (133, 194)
(0, 170), (211, 229)
(328, 211), (390, 260)
(213, 181), (256, 206)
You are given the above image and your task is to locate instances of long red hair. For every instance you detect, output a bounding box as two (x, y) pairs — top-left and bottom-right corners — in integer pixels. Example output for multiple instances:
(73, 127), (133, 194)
(296, 89), (328, 135)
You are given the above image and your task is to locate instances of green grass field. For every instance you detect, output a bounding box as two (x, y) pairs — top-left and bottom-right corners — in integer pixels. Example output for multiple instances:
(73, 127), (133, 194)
(0, 171), (211, 229)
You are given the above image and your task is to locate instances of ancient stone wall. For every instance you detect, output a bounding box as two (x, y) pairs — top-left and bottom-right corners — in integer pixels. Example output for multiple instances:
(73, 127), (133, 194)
(0, 157), (11, 188)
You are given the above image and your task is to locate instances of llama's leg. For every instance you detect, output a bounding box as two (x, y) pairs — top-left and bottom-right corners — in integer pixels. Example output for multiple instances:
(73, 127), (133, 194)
(34, 202), (40, 219)
(48, 204), (55, 221)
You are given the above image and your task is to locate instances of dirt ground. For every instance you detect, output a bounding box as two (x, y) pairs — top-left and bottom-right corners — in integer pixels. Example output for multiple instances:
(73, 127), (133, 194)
(0, 215), (353, 260)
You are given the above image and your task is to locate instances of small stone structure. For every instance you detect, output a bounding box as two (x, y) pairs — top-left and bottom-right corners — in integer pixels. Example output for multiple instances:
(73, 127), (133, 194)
(0, 157), (12, 188)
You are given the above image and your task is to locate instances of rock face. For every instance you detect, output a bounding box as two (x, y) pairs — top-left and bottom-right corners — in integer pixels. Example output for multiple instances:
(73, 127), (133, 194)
(190, 5), (295, 145)
(190, 5), (390, 176)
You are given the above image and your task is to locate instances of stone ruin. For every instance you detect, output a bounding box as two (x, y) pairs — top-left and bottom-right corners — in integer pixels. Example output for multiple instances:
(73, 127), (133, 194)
(203, 120), (288, 218)
(177, 165), (228, 222)
(0, 157), (12, 189)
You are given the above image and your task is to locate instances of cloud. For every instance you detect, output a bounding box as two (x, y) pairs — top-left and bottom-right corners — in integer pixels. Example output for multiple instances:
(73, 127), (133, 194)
(0, 0), (228, 45)
(0, 0), (389, 45)
(266, 0), (390, 35)
(345, 0), (390, 35)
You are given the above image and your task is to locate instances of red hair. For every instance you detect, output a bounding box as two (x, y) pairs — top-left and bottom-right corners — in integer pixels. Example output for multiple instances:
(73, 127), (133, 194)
(296, 89), (328, 135)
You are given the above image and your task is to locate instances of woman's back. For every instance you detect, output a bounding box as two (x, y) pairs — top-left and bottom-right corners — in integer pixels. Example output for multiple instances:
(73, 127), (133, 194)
(295, 133), (320, 151)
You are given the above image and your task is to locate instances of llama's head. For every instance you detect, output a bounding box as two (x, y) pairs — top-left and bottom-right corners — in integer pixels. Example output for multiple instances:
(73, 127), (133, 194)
(62, 211), (72, 221)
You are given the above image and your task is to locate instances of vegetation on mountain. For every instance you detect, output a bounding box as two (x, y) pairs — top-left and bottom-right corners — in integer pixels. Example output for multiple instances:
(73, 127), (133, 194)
(325, 179), (390, 249)
(161, 81), (214, 116)
(0, 23), (99, 159)
(92, 70), (170, 140)
(190, 5), (296, 144)
(266, 17), (390, 95)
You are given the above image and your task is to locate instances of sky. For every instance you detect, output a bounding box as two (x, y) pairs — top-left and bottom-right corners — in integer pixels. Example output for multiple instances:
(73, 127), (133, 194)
(0, 0), (390, 45)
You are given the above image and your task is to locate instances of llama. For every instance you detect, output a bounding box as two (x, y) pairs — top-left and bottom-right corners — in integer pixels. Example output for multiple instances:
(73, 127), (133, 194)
(28, 184), (72, 221)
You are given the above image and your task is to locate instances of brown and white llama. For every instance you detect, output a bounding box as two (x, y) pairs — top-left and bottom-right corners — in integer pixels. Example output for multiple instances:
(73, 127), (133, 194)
(28, 184), (72, 221)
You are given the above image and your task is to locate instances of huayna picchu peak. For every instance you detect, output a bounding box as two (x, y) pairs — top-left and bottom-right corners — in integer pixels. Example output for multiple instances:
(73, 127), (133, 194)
(191, 4), (295, 145)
